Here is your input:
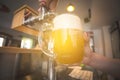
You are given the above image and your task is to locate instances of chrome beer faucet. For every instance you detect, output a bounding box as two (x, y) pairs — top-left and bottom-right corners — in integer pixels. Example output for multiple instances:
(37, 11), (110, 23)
(23, 0), (56, 30)
(23, 1), (57, 80)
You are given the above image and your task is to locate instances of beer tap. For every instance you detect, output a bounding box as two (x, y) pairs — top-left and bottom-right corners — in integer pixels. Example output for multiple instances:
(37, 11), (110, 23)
(38, 1), (57, 80)
(38, 0), (48, 20)
(23, 0), (56, 30)
(23, 1), (58, 80)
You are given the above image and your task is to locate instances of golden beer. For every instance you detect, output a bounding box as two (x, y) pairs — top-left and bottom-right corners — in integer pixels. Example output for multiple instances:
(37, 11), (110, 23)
(53, 14), (85, 64)
(53, 28), (84, 64)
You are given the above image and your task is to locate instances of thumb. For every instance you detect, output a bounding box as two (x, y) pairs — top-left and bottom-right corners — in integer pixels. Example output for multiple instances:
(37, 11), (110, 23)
(83, 32), (90, 45)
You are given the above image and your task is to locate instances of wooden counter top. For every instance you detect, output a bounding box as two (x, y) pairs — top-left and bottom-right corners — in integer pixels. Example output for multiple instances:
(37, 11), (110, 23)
(0, 47), (42, 54)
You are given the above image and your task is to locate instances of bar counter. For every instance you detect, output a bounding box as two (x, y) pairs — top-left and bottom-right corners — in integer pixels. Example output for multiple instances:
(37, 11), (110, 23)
(0, 46), (44, 80)
(0, 47), (99, 80)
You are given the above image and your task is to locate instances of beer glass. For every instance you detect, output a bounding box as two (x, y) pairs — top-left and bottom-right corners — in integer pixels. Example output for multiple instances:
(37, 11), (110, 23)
(38, 13), (85, 80)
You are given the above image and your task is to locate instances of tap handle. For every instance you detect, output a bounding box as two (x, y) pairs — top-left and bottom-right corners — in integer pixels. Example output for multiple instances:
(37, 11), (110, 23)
(39, 0), (47, 6)
(48, 0), (58, 12)
(38, 0), (58, 12)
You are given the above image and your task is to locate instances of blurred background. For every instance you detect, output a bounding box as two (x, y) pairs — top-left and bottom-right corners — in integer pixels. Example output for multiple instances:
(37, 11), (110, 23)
(0, 0), (120, 80)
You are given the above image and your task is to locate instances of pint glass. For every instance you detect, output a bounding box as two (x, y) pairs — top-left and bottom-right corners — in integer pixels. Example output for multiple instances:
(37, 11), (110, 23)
(53, 14), (84, 64)
(38, 13), (85, 65)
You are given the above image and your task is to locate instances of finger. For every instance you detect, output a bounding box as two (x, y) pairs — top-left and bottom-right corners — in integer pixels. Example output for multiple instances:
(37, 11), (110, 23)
(83, 32), (90, 43)
(82, 57), (91, 65)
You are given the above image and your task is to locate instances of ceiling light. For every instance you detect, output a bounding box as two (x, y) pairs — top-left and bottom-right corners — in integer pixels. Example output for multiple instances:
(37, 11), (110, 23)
(67, 4), (75, 12)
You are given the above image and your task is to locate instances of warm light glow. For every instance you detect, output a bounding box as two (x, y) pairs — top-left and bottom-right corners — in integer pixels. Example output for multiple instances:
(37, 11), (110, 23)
(67, 4), (75, 12)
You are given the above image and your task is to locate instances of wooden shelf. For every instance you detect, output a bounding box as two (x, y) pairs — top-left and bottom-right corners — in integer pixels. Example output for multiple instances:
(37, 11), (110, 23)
(0, 47), (42, 54)
(11, 5), (39, 36)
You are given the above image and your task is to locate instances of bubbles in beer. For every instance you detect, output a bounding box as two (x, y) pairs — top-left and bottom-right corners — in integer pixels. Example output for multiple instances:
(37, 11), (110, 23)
(53, 13), (82, 30)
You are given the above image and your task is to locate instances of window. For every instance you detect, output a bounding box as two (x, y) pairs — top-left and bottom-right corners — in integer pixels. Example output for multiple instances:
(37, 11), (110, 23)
(86, 31), (95, 52)
(0, 37), (4, 47)
(21, 37), (33, 49)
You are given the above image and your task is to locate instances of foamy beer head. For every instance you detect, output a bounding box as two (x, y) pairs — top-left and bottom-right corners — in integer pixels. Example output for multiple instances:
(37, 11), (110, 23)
(53, 13), (82, 30)
(53, 13), (84, 64)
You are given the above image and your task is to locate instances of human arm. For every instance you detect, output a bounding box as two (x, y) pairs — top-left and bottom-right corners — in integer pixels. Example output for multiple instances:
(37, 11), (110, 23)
(82, 32), (120, 78)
